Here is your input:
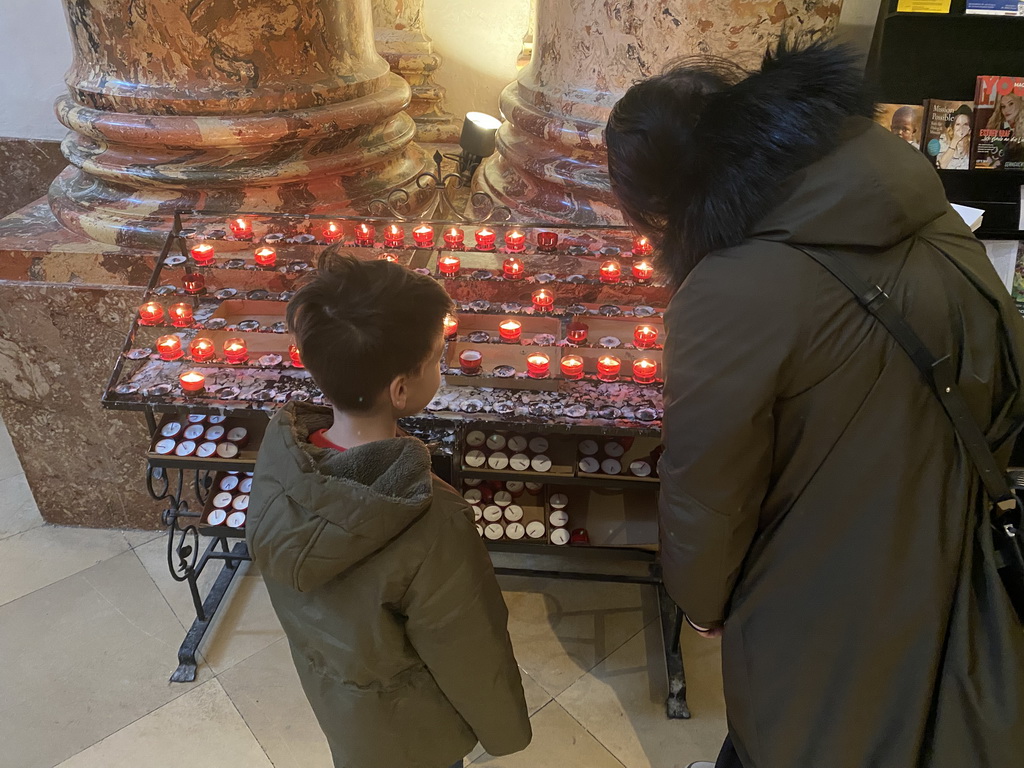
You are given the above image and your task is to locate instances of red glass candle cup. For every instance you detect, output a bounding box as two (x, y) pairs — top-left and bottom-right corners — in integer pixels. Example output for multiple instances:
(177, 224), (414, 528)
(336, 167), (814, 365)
(384, 224), (404, 248)
(254, 246), (277, 267)
(560, 355), (584, 379)
(189, 337), (215, 362)
(169, 302), (194, 327)
(597, 355), (621, 382)
(190, 243), (215, 266)
(438, 254), (461, 277)
(443, 314), (459, 339)
(183, 272), (206, 295)
(532, 289), (554, 312)
(459, 349), (482, 375)
(229, 218), (252, 239)
(632, 358), (658, 384)
(503, 257), (525, 280)
(443, 227), (465, 250)
(536, 231), (558, 252)
(632, 260), (654, 282)
(566, 320), (589, 345)
(379, 253), (398, 263)
(570, 528), (591, 545)
(138, 301), (164, 326)
(289, 343), (304, 368)
(179, 370), (206, 393)
(504, 229), (526, 252)
(475, 227), (496, 251)
(413, 224), (434, 248)
(599, 261), (621, 284)
(527, 353), (550, 378)
(223, 337), (249, 364)
(634, 324), (658, 349)
(632, 235), (654, 257)
(322, 221), (343, 242)
(498, 319), (522, 343)
(355, 222), (375, 246)
(156, 334), (183, 361)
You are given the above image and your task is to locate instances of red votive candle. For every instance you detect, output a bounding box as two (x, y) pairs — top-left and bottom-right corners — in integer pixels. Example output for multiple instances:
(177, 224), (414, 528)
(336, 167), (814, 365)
(566, 320), (589, 344)
(459, 349), (482, 375)
(443, 227), (465, 250)
(322, 221), (342, 242)
(632, 235), (654, 257)
(289, 343), (303, 368)
(379, 253), (398, 263)
(597, 355), (621, 382)
(183, 271), (206, 295)
(413, 224), (434, 248)
(532, 288), (554, 312)
(504, 229), (526, 252)
(355, 222), (375, 246)
(634, 324), (658, 349)
(633, 357), (658, 384)
(438, 254), (461, 277)
(254, 246), (277, 267)
(527, 353), (550, 378)
(384, 224), (404, 248)
(560, 355), (584, 379)
(138, 301), (164, 326)
(189, 337), (215, 362)
(503, 257), (525, 280)
(190, 243), (215, 266)
(632, 260), (654, 282)
(443, 314), (459, 339)
(169, 302), (194, 328)
(223, 337), (249, 364)
(179, 370), (206, 393)
(537, 231), (558, 252)
(229, 218), (252, 239)
(475, 227), (496, 251)
(498, 319), (522, 343)
(156, 334), (183, 361)
(599, 261), (621, 284)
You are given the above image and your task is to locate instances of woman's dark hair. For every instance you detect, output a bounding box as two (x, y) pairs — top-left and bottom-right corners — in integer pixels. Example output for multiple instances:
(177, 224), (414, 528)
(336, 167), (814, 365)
(286, 249), (453, 411)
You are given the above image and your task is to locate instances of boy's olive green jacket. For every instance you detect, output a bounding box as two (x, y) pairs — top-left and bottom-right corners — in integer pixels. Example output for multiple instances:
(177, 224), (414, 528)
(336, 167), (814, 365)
(247, 403), (531, 768)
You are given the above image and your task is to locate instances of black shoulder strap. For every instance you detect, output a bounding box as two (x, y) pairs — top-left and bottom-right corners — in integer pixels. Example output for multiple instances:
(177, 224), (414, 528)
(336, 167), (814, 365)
(793, 245), (1017, 513)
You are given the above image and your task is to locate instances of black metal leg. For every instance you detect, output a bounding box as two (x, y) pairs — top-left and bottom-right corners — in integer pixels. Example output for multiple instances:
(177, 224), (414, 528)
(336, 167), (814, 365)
(658, 582), (691, 719)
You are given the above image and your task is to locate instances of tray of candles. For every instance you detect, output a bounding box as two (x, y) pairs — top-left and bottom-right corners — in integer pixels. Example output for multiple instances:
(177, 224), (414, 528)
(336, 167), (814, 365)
(147, 411), (267, 470)
(197, 470), (254, 537)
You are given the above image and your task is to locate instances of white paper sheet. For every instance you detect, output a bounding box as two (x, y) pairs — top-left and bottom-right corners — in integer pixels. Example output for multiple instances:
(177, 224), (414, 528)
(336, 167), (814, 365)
(982, 240), (1020, 294)
(952, 203), (985, 232)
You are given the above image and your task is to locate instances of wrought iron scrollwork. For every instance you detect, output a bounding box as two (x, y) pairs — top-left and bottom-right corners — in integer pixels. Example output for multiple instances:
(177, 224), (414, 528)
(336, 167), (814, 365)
(146, 463), (204, 582)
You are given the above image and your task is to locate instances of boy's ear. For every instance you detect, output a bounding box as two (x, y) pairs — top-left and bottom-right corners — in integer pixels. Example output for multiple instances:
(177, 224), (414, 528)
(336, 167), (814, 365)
(389, 375), (408, 412)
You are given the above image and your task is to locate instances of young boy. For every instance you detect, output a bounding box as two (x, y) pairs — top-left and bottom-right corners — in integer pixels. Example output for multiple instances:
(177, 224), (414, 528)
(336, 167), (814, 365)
(247, 252), (532, 768)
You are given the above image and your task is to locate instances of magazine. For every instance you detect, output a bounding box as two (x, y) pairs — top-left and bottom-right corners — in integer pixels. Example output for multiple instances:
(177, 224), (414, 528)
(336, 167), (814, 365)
(972, 75), (1024, 170)
(874, 104), (925, 149)
(922, 99), (975, 170)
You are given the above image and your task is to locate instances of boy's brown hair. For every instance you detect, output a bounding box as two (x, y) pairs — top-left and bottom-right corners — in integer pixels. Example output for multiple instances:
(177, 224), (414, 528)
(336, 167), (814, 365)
(287, 250), (453, 411)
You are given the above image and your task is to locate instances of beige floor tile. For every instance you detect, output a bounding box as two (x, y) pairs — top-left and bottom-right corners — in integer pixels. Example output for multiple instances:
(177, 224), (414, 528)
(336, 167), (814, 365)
(123, 528), (164, 549)
(0, 471), (42, 540)
(0, 551), (210, 768)
(470, 700), (625, 768)
(0, 415), (25, 484)
(464, 668), (553, 764)
(0, 524), (130, 606)
(220, 637), (334, 768)
(498, 575), (658, 699)
(556, 622), (727, 768)
(55, 679), (273, 768)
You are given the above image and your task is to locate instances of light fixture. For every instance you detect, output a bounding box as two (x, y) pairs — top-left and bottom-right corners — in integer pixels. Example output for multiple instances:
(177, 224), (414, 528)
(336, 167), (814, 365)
(458, 111), (502, 179)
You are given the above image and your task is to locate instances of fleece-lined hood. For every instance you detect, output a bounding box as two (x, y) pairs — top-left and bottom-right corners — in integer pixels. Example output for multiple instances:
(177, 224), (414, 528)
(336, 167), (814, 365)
(247, 402), (433, 592)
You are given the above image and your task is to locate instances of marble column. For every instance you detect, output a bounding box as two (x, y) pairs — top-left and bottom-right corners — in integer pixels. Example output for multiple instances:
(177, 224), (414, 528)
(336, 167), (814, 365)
(476, 0), (844, 224)
(51, 0), (429, 248)
(372, 0), (461, 143)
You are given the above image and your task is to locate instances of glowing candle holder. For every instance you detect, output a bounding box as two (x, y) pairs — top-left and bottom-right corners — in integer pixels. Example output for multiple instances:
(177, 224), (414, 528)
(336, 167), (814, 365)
(599, 261), (621, 284)
(355, 222), (375, 246)
(254, 246), (277, 267)
(229, 218), (252, 239)
(413, 224), (434, 248)
(322, 221), (343, 243)
(156, 334), (183, 361)
(179, 370), (206, 393)
(634, 324), (658, 349)
(532, 289), (554, 312)
(190, 243), (215, 266)
(633, 358), (658, 384)
(499, 319), (522, 343)
(138, 301), (164, 326)
(459, 349), (482, 375)
(384, 224), (404, 248)
(632, 235), (654, 257)
(189, 337), (215, 362)
(169, 302), (194, 328)
(475, 227), (496, 251)
(597, 355), (621, 382)
(632, 260), (654, 282)
(379, 253), (399, 263)
(504, 229), (526, 252)
(527, 353), (550, 378)
(438, 254), (461, 277)
(566, 320), (589, 345)
(560, 355), (585, 379)
(289, 344), (304, 368)
(503, 257), (525, 280)
(223, 337), (249, 364)
(183, 272), (206, 295)
(537, 231), (558, 252)
(443, 314), (459, 339)
(443, 227), (465, 250)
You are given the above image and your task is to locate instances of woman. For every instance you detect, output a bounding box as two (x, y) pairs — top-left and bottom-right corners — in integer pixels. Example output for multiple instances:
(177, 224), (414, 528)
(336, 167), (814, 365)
(937, 104), (973, 170)
(987, 92), (1023, 168)
(606, 42), (1024, 768)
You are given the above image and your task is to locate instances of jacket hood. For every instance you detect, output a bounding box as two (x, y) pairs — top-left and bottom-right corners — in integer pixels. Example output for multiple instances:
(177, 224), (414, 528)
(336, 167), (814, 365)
(248, 402), (433, 592)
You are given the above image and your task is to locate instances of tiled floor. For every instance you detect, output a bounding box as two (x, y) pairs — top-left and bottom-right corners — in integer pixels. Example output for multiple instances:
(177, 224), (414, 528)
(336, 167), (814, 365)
(0, 415), (727, 768)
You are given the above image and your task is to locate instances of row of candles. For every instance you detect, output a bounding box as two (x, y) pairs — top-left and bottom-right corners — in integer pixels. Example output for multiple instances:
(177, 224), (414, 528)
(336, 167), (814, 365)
(444, 315), (659, 349)
(155, 334), (303, 368)
(222, 217), (655, 257)
(457, 350), (658, 384)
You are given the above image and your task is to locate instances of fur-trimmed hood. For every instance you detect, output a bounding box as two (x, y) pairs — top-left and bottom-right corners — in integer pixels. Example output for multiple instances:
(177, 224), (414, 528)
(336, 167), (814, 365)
(246, 402), (434, 591)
